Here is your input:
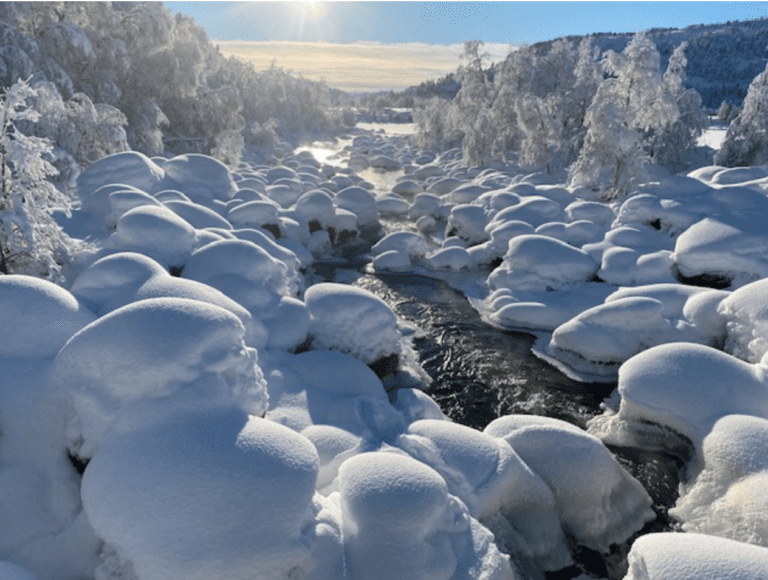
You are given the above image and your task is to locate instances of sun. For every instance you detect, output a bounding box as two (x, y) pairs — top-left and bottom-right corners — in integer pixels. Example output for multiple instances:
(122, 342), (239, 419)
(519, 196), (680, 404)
(302, 1), (326, 19)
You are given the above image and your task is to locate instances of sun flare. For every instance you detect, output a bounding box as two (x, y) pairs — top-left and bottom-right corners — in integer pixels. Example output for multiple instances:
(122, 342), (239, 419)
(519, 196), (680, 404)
(303, 1), (326, 19)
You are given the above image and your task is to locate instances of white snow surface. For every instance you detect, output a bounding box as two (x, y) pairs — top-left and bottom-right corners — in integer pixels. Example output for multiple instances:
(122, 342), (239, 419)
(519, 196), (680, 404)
(81, 408), (341, 580)
(624, 533), (768, 580)
(304, 283), (403, 364)
(54, 297), (267, 458)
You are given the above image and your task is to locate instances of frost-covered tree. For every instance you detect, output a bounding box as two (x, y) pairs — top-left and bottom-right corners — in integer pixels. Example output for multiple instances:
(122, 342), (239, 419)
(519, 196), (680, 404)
(454, 40), (495, 166)
(516, 93), (563, 172)
(569, 32), (678, 198)
(0, 80), (75, 281)
(716, 55), (768, 167)
(650, 42), (708, 172)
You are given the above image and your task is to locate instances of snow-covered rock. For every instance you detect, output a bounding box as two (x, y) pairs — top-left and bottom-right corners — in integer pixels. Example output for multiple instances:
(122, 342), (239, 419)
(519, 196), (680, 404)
(82, 408), (341, 580)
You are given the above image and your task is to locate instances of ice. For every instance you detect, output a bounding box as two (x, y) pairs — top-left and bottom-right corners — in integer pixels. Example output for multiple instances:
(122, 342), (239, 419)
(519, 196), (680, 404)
(304, 283), (403, 366)
(338, 452), (517, 580)
(587, 343), (768, 451)
(54, 297), (267, 458)
(81, 408), (342, 580)
(0, 275), (95, 358)
(106, 205), (198, 270)
(158, 154), (238, 205)
(488, 234), (598, 292)
(486, 416), (653, 553)
(76, 151), (169, 199)
(624, 533), (768, 580)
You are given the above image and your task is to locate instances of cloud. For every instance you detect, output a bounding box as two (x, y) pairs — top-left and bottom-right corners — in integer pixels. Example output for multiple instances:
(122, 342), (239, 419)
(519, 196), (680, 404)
(216, 40), (513, 93)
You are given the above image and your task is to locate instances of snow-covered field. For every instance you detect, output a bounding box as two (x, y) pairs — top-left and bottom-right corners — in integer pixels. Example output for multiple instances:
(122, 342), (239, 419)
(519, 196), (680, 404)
(4, 119), (768, 580)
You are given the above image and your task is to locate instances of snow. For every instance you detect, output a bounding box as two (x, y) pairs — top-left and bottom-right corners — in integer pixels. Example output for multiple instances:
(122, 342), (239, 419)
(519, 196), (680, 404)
(81, 408), (341, 580)
(488, 234), (598, 292)
(338, 452), (517, 580)
(0, 275), (95, 358)
(106, 204), (198, 270)
(624, 533), (768, 580)
(0, 562), (36, 580)
(54, 297), (268, 458)
(76, 151), (169, 199)
(671, 414), (768, 546)
(587, 342), (768, 449)
(485, 415), (654, 554)
(159, 154), (238, 205)
(304, 283), (403, 365)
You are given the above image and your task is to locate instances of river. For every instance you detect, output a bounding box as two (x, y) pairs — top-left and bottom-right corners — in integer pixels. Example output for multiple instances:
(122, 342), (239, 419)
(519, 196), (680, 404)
(298, 122), (684, 580)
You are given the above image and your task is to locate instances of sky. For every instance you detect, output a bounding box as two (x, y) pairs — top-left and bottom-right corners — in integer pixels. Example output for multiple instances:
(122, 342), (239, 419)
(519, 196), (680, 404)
(163, 2), (768, 92)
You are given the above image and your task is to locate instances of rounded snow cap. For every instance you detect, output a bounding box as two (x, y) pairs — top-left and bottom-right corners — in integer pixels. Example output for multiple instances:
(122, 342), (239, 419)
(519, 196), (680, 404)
(55, 297), (267, 457)
(82, 409), (323, 580)
(0, 275), (96, 358)
(160, 154), (239, 204)
(77, 151), (168, 199)
(304, 283), (402, 364)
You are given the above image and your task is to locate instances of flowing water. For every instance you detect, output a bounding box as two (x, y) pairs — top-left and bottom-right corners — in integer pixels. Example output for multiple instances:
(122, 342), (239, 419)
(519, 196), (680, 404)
(298, 124), (685, 580)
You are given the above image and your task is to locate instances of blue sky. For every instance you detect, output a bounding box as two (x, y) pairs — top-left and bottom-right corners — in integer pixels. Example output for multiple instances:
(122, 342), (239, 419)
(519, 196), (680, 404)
(164, 2), (768, 45)
(162, 2), (768, 92)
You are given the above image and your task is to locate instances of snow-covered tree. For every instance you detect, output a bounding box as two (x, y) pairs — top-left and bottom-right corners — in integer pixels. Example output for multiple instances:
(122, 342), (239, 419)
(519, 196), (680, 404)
(0, 80), (76, 281)
(650, 42), (708, 172)
(716, 55), (768, 167)
(454, 40), (495, 166)
(516, 93), (563, 172)
(569, 32), (678, 198)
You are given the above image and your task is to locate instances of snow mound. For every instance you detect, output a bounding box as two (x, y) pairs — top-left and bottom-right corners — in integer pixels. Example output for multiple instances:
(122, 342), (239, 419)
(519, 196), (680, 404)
(624, 533), (768, 580)
(493, 418), (654, 553)
(82, 408), (340, 580)
(0, 275), (95, 358)
(671, 414), (768, 546)
(182, 239), (291, 296)
(719, 278), (768, 362)
(334, 186), (380, 230)
(446, 205), (489, 244)
(372, 231), (431, 258)
(76, 151), (168, 199)
(69, 252), (169, 314)
(488, 235), (598, 292)
(54, 297), (267, 458)
(400, 420), (570, 571)
(162, 200), (233, 230)
(587, 343), (768, 451)
(338, 452), (516, 580)
(159, 154), (238, 204)
(107, 205), (197, 269)
(264, 349), (397, 438)
(673, 217), (768, 286)
(304, 283), (402, 365)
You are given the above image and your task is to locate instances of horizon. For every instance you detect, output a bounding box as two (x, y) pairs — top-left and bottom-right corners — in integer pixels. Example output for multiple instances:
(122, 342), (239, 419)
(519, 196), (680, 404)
(164, 2), (768, 92)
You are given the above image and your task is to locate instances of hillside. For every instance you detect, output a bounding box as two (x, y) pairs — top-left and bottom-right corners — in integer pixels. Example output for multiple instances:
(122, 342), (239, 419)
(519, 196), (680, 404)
(540, 18), (768, 108)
